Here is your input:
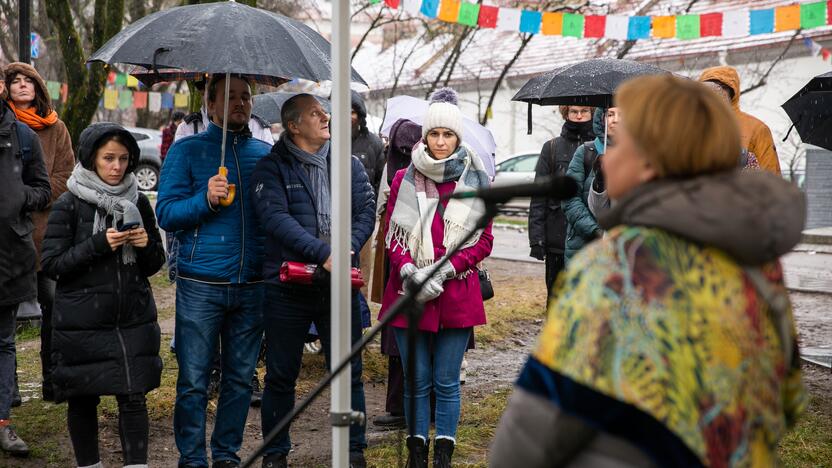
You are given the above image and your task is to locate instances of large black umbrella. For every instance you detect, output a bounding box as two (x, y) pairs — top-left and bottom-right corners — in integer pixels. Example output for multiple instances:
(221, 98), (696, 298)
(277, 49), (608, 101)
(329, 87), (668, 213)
(782, 71), (832, 151)
(253, 92), (331, 125)
(88, 1), (365, 85)
(512, 58), (669, 134)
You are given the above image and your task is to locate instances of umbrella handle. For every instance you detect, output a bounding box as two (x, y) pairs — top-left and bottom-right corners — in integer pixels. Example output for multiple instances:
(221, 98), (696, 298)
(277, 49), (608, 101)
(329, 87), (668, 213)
(218, 166), (236, 207)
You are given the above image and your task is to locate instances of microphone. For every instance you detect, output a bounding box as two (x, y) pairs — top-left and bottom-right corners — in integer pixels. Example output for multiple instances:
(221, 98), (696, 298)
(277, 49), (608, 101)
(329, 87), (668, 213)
(443, 176), (579, 204)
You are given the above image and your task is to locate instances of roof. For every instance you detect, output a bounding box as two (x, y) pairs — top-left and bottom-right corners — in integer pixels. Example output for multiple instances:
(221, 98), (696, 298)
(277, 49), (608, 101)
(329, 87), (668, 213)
(353, 0), (832, 92)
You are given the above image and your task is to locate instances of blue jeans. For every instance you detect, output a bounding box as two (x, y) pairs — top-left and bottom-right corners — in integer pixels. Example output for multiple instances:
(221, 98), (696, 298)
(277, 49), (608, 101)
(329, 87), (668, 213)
(394, 327), (471, 440)
(173, 279), (264, 467)
(261, 284), (367, 457)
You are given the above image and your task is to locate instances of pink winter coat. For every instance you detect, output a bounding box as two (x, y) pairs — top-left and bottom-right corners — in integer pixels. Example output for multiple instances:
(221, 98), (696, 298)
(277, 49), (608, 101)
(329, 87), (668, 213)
(379, 169), (494, 333)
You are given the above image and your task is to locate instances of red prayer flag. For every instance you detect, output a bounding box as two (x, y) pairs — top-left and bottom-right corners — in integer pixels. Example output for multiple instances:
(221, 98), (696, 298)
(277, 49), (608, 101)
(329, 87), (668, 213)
(478, 4), (498, 28)
(700, 12), (722, 36)
(385, 0), (399, 9)
(107, 72), (117, 84)
(584, 15), (606, 38)
(823, 48), (832, 60)
(133, 91), (148, 109)
(829, 1), (832, 24)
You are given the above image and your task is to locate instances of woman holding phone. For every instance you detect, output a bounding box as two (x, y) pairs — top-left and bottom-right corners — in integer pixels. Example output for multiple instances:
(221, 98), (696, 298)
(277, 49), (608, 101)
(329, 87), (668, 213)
(41, 122), (164, 468)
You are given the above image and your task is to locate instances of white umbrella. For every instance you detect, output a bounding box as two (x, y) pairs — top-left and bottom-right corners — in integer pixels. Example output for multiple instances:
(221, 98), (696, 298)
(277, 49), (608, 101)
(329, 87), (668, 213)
(381, 95), (497, 177)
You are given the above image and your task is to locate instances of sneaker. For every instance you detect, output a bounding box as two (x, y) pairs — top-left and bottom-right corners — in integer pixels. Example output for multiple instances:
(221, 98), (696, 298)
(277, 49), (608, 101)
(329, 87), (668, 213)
(372, 413), (406, 429)
(212, 460), (239, 468)
(0, 425), (29, 457)
(349, 451), (366, 468)
(262, 453), (287, 468)
(207, 368), (221, 399)
(250, 374), (263, 408)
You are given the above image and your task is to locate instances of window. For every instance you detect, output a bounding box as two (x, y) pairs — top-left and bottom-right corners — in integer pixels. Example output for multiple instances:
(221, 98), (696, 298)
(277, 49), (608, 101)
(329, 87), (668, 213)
(514, 155), (539, 172)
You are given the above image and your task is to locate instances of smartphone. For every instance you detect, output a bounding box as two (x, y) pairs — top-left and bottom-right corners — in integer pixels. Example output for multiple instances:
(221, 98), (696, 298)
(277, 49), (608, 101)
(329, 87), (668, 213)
(117, 222), (140, 232)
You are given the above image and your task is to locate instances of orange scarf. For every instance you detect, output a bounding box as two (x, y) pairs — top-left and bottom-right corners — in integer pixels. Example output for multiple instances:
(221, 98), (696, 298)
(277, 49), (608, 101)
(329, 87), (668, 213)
(7, 101), (58, 130)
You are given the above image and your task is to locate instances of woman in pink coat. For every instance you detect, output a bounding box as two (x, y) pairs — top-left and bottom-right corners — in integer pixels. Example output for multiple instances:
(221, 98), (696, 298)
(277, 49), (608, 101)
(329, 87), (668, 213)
(379, 88), (493, 468)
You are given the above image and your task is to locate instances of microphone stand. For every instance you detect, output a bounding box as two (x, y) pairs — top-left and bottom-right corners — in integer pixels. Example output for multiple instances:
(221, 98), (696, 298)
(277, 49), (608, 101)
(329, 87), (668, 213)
(240, 201), (500, 467)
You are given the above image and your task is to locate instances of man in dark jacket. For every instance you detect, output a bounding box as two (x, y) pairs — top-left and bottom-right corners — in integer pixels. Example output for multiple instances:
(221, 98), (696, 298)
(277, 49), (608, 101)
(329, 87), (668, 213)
(156, 74), (271, 468)
(350, 90), (385, 194)
(0, 72), (51, 456)
(251, 94), (376, 468)
(528, 106), (594, 294)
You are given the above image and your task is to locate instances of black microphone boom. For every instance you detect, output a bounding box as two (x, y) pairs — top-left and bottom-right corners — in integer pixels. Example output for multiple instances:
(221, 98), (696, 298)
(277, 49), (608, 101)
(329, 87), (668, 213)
(444, 176), (579, 203)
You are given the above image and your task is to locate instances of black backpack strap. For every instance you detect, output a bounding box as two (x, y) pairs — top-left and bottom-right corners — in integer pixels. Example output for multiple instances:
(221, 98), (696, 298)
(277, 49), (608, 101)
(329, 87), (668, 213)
(582, 141), (598, 178)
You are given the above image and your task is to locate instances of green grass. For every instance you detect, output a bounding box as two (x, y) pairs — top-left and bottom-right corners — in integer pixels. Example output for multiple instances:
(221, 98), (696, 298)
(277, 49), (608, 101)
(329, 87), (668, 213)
(493, 216), (528, 228)
(779, 395), (832, 467)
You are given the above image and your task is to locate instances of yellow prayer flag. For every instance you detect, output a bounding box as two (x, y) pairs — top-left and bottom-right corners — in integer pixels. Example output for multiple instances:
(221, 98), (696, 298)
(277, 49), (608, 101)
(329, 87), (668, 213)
(652, 16), (676, 38)
(437, 0), (461, 23)
(126, 75), (139, 88)
(541, 12), (563, 35)
(104, 89), (118, 110)
(775, 5), (801, 31)
(174, 93), (189, 108)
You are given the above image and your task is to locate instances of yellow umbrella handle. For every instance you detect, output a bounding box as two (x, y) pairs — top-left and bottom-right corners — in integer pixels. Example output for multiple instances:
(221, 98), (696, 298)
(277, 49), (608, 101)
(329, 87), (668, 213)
(218, 166), (236, 207)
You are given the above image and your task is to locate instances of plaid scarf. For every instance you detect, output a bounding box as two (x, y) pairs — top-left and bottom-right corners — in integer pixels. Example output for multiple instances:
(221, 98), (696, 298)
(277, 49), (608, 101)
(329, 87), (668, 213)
(386, 142), (489, 267)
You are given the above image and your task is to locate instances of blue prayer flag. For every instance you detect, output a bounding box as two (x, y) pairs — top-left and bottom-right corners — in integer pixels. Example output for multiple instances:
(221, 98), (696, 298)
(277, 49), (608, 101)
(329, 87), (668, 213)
(627, 16), (651, 40)
(750, 9), (774, 35)
(519, 11), (542, 34)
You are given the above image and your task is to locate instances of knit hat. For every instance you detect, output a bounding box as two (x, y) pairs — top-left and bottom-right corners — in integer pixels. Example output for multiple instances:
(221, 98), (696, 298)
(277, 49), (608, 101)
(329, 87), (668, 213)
(422, 87), (463, 140)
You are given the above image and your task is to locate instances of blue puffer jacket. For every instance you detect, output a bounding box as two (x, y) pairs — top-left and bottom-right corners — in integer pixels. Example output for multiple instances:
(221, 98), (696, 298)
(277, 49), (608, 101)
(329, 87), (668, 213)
(563, 108), (606, 263)
(251, 135), (376, 285)
(156, 123), (271, 283)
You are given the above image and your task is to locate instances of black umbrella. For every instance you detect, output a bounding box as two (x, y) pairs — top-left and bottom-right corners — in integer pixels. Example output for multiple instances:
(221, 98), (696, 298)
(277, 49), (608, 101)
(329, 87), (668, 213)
(512, 58), (669, 134)
(253, 92), (331, 125)
(782, 71), (832, 151)
(88, 1), (365, 86)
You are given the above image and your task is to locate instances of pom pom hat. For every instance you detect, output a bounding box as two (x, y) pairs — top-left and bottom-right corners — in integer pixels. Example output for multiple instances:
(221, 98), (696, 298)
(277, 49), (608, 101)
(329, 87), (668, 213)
(422, 87), (464, 141)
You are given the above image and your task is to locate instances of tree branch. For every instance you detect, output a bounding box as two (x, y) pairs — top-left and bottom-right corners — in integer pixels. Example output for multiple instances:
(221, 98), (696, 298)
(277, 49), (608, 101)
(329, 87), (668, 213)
(741, 29), (802, 95)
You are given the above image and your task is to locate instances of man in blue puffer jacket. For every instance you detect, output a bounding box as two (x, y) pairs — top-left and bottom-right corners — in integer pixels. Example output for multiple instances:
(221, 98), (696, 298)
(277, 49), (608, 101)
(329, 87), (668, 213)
(156, 74), (270, 468)
(251, 94), (375, 468)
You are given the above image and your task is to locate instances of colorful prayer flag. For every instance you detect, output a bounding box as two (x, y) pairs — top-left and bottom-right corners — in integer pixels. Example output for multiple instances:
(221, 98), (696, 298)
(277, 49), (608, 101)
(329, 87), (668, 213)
(174, 93), (189, 108)
(583, 15), (605, 38)
(676, 15), (700, 40)
(46, 81), (61, 100)
(457, 2), (479, 26)
(800, 2), (827, 29)
(749, 9), (774, 35)
(605, 15), (629, 40)
(118, 90), (133, 109)
(828, 1), (832, 24)
(562, 13), (584, 38)
(420, 0), (439, 19)
(723, 9), (749, 37)
(133, 91), (148, 109)
(520, 11), (542, 35)
(477, 5), (498, 28)
(438, 0), (460, 23)
(541, 12), (563, 36)
(161, 93), (174, 110)
(402, 0), (421, 15)
(369, 0), (381, 4)
(627, 16), (651, 40)
(148, 92), (162, 112)
(700, 12), (722, 36)
(107, 72), (117, 84)
(104, 89), (118, 110)
(823, 48), (832, 60)
(496, 8), (522, 32)
(126, 75), (139, 89)
(385, 0), (399, 8)
(115, 73), (127, 86)
(775, 5), (801, 31)
(60, 83), (68, 103)
(652, 16), (676, 39)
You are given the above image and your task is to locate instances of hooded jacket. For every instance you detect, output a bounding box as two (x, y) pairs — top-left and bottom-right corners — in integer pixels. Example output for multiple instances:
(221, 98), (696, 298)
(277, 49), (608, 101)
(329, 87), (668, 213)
(494, 170), (805, 468)
(529, 119), (594, 254)
(41, 122), (165, 401)
(350, 91), (385, 193)
(562, 108), (606, 262)
(156, 122), (270, 284)
(0, 101), (51, 306)
(5, 62), (75, 268)
(699, 66), (781, 174)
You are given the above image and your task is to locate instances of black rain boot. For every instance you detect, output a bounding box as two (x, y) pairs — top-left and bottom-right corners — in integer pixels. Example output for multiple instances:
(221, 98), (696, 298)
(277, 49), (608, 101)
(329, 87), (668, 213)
(433, 438), (455, 468)
(405, 436), (429, 468)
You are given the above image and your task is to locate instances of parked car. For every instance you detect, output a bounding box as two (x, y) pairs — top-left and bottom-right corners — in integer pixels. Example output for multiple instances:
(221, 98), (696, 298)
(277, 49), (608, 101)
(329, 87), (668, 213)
(124, 126), (163, 192)
(493, 152), (538, 214)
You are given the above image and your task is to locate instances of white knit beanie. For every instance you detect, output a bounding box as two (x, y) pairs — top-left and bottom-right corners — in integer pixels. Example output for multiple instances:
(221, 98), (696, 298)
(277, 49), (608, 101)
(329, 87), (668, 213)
(422, 88), (464, 141)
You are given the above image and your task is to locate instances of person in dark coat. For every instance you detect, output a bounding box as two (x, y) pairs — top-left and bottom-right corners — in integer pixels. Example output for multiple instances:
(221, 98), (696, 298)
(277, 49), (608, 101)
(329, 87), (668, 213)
(528, 105), (594, 294)
(350, 90), (385, 194)
(0, 73), (51, 457)
(251, 93), (376, 468)
(41, 122), (165, 468)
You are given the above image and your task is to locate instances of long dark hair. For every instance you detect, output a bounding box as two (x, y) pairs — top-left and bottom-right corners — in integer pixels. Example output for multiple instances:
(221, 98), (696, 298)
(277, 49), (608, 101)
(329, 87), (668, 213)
(5, 71), (51, 117)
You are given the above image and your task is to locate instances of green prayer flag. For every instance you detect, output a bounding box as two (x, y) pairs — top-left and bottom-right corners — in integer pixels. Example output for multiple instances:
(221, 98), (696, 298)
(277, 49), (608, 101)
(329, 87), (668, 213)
(801, 1), (827, 29)
(369, 0), (381, 4)
(562, 13), (584, 38)
(676, 15), (701, 40)
(118, 90), (133, 109)
(115, 73), (127, 86)
(46, 81), (61, 100)
(458, 1), (479, 26)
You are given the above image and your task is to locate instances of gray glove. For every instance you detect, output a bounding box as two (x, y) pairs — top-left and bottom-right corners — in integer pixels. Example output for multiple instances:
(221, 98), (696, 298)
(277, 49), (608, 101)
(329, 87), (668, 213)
(400, 263), (419, 281)
(410, 267), (444, 303)
(433, 261), (456, 282)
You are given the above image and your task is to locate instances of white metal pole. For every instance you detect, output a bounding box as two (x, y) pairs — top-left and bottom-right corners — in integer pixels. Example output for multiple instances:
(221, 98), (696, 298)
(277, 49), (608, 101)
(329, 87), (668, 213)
(331, 0), (351, 466)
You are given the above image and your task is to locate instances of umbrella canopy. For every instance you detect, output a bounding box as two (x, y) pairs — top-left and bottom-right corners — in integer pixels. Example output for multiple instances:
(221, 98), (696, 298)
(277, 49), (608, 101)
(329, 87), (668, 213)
(380, 95), (496, 177)
(512, 58), (669, 107)
(253, 92), (331, 125)
(88, 1), (366, 86)
(782, 71), (832, 151)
